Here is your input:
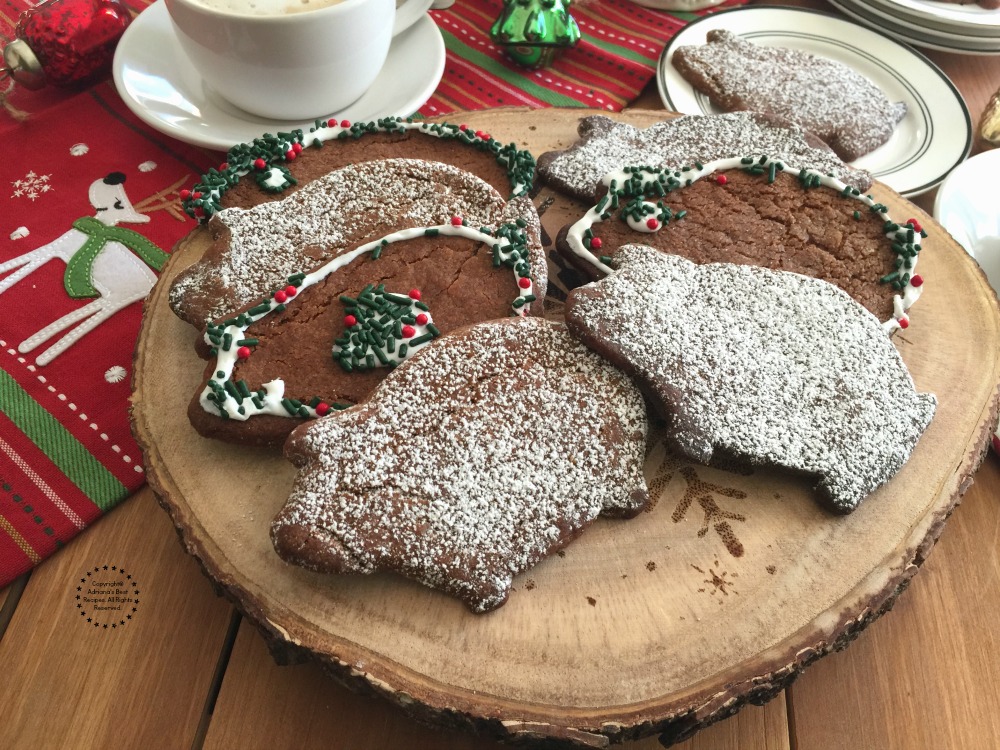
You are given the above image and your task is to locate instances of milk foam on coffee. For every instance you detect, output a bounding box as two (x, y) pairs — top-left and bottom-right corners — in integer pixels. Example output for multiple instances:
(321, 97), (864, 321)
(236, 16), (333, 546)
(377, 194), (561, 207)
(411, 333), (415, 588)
(193, 0), (344, 15)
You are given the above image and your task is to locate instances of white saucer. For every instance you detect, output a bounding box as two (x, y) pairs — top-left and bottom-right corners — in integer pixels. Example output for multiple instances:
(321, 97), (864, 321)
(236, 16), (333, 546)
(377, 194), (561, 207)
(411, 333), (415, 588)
(113, 0), (446, 150)
(934, 148), (1000, 451)
(656, 6), (972, 197)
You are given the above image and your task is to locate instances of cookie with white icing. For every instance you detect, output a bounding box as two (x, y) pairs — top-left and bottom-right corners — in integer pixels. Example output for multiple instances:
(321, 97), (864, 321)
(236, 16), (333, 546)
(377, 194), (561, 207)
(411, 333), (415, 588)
(671, 30), (907, 162)
(185, 160), (546, 446)
(556, 159), (926, 331)
(170, 120), (535, 327)
(565, 245), (936, 513)
(271, 317), (650, 613)
(536, 112), (872, 202)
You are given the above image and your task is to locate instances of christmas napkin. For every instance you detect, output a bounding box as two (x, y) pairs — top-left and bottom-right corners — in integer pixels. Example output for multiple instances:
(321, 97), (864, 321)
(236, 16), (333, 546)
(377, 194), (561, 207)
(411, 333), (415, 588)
(418, 0), (749, 117)
(0, 83), (214, 588)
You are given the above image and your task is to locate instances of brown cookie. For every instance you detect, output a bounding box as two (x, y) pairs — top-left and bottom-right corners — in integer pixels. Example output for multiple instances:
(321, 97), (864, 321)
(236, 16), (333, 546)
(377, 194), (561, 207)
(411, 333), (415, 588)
(556, 159), (926, 329)
(186, 163), (546, 447)
(671, 30), (907, 162)
(170, 121), (535, 327)
(536, 112), (872, 202)
(271, 317), (650, 613)
(565, 245), (936, 513)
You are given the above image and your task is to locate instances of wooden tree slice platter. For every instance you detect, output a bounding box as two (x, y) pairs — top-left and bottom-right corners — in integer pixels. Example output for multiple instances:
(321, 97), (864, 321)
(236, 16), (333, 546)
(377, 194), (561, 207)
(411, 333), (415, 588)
(131, 109), (1000, 748)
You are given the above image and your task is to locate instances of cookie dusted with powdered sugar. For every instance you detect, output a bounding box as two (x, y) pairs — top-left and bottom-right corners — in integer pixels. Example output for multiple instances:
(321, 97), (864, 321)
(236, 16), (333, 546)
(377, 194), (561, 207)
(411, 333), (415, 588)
(271, 317), (650, 613)
(557, 159), (927, 332)
(671, 31), (907, 162)
(565, 246), (936, 513)
(536, 112), (872, 202)
(185, 162), (545, 447)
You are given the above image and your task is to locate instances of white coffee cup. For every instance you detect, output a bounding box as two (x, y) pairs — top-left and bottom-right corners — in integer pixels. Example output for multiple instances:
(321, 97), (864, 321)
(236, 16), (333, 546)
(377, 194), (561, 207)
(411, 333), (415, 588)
(164, 0), (433, 120)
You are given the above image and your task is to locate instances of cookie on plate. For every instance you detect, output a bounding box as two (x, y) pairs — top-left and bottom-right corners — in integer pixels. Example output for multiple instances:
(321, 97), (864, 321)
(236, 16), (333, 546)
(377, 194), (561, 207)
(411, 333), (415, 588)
(671, 30), (907, 162)
(565, 245), (936, 513)
(536, 112), (872, 202)
(271, 317), (650, 613)
(170, 120), (535, 326)
(557, 158), (926, 331)
(186, 160), (546, 447)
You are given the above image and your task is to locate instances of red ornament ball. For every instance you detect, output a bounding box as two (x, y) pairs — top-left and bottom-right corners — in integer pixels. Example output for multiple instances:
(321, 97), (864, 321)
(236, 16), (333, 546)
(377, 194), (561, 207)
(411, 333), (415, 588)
(237, 346), (251, 360)
(179, 189), (191, 199)
(716, 174), (728, 185)
(646, 217), (659, 230)
(408, 289), (421, 300)
(327, 118), (337, 127)
(344, 314), (357, 327)
(292, 143), (303, 154)
(253, 158), (266, 170)
(274, 290), (288, 303)
(415, 313), (428, 325)
(340, 119), (351, 128)
(315, 402), (331, 417)
(518, 277), (531, 289)
(402, 325), (416, 338)
(590, 237), (603, 250)
(285, 149), (297, 161)
(284, 285), (297, 297)
(450, 215), (463, 226)
(899, 317), (910, 329)
(911, 275), (923, 288)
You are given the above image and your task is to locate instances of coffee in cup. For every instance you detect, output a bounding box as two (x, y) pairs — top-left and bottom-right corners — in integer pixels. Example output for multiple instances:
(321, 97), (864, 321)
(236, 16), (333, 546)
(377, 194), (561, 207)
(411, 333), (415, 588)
(165, 0), (433, 120)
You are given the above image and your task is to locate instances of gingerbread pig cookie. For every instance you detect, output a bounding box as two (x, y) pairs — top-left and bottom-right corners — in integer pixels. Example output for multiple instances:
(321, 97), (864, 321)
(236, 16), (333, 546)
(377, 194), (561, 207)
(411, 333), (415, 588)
(565, 245), (936, 513)
(271, 317), (650, 613)
(187, 165), (546, 447)
(557, 159), (927, 331)
(536, 112), (872, 202)
(671, 30), (907, 162)
(170, 120), (536, 327)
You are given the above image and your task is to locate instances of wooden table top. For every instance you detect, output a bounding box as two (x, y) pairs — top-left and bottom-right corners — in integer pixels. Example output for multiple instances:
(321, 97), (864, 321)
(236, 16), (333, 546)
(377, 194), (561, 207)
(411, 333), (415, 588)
(2, 1), (998, 748)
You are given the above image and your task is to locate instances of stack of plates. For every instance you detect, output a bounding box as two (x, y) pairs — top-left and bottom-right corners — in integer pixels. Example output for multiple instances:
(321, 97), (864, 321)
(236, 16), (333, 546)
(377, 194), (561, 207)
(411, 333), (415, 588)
(829, 0), (1000, 55)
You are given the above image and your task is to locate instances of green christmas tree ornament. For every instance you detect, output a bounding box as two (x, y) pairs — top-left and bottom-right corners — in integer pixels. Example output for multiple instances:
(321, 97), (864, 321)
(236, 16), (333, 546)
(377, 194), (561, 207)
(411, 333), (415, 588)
(490, 0), (582, 69)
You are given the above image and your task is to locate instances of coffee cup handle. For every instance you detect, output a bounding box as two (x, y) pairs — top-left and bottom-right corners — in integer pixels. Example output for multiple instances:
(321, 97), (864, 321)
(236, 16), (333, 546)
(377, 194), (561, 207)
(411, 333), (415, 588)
(393, 0), (434, 36)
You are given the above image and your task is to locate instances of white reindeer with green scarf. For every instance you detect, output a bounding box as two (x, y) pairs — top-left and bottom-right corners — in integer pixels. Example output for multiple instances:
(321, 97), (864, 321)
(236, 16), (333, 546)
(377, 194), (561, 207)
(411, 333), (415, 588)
(0, 172), (168, 366)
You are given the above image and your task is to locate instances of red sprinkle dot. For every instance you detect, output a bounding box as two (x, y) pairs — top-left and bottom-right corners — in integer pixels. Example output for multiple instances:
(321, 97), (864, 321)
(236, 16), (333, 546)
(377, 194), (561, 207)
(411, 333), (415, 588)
(590, 237), (603, 250)
(292, 143), (303, 154)
(518, 277), (531, 289)
(237, 346), (251, 360)
(482, 132), (491, 140)
(179, 189), (191, 199)
(327, 118), (337, 127)
(402, 325), (416, 338)
(315, 402), (331, 417)
(344, 314), (357, 327)
(340, 119), (350, 128)
(899, 317), (909, 329)
(450, 215), (463, 226)
(194, 207), (205, 218)
(716, 174), (728, 185)
(646, 217), (659, 230)
(219, 162), (229, 171)
(285, 149), (297, 161)
(274, 290), (288, 303)
(910, 274), (923, 287)
(284, 285), (297, 297)
(906, 217), (922, 233)
(475, 130), (485, 139)
(415, 313), (428, 325)
(192, 192), (202, 199)
(253, 158), (266, 170)
(408, 289), (421, 300)
(459, 124), (467, 131)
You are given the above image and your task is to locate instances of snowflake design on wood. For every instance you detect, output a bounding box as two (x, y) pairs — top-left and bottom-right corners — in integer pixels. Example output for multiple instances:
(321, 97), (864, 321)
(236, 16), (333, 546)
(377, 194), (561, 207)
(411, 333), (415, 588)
(11, 171), (53, 200)
(646, 434), (750, 558)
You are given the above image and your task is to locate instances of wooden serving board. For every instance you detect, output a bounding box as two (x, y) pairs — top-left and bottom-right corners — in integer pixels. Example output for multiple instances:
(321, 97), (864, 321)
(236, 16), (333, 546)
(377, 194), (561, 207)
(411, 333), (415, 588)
(131, 109), (1000, 748)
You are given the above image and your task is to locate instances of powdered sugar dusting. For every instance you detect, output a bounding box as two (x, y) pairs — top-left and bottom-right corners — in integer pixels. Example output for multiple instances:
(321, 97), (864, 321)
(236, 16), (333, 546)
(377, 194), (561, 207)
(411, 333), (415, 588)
(538, 112), (872, 201)
(567, 246), (936, 512)
(272, 318), (649, 612)
(170, 159), (511, 322)
(672, 31), (907, 162)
